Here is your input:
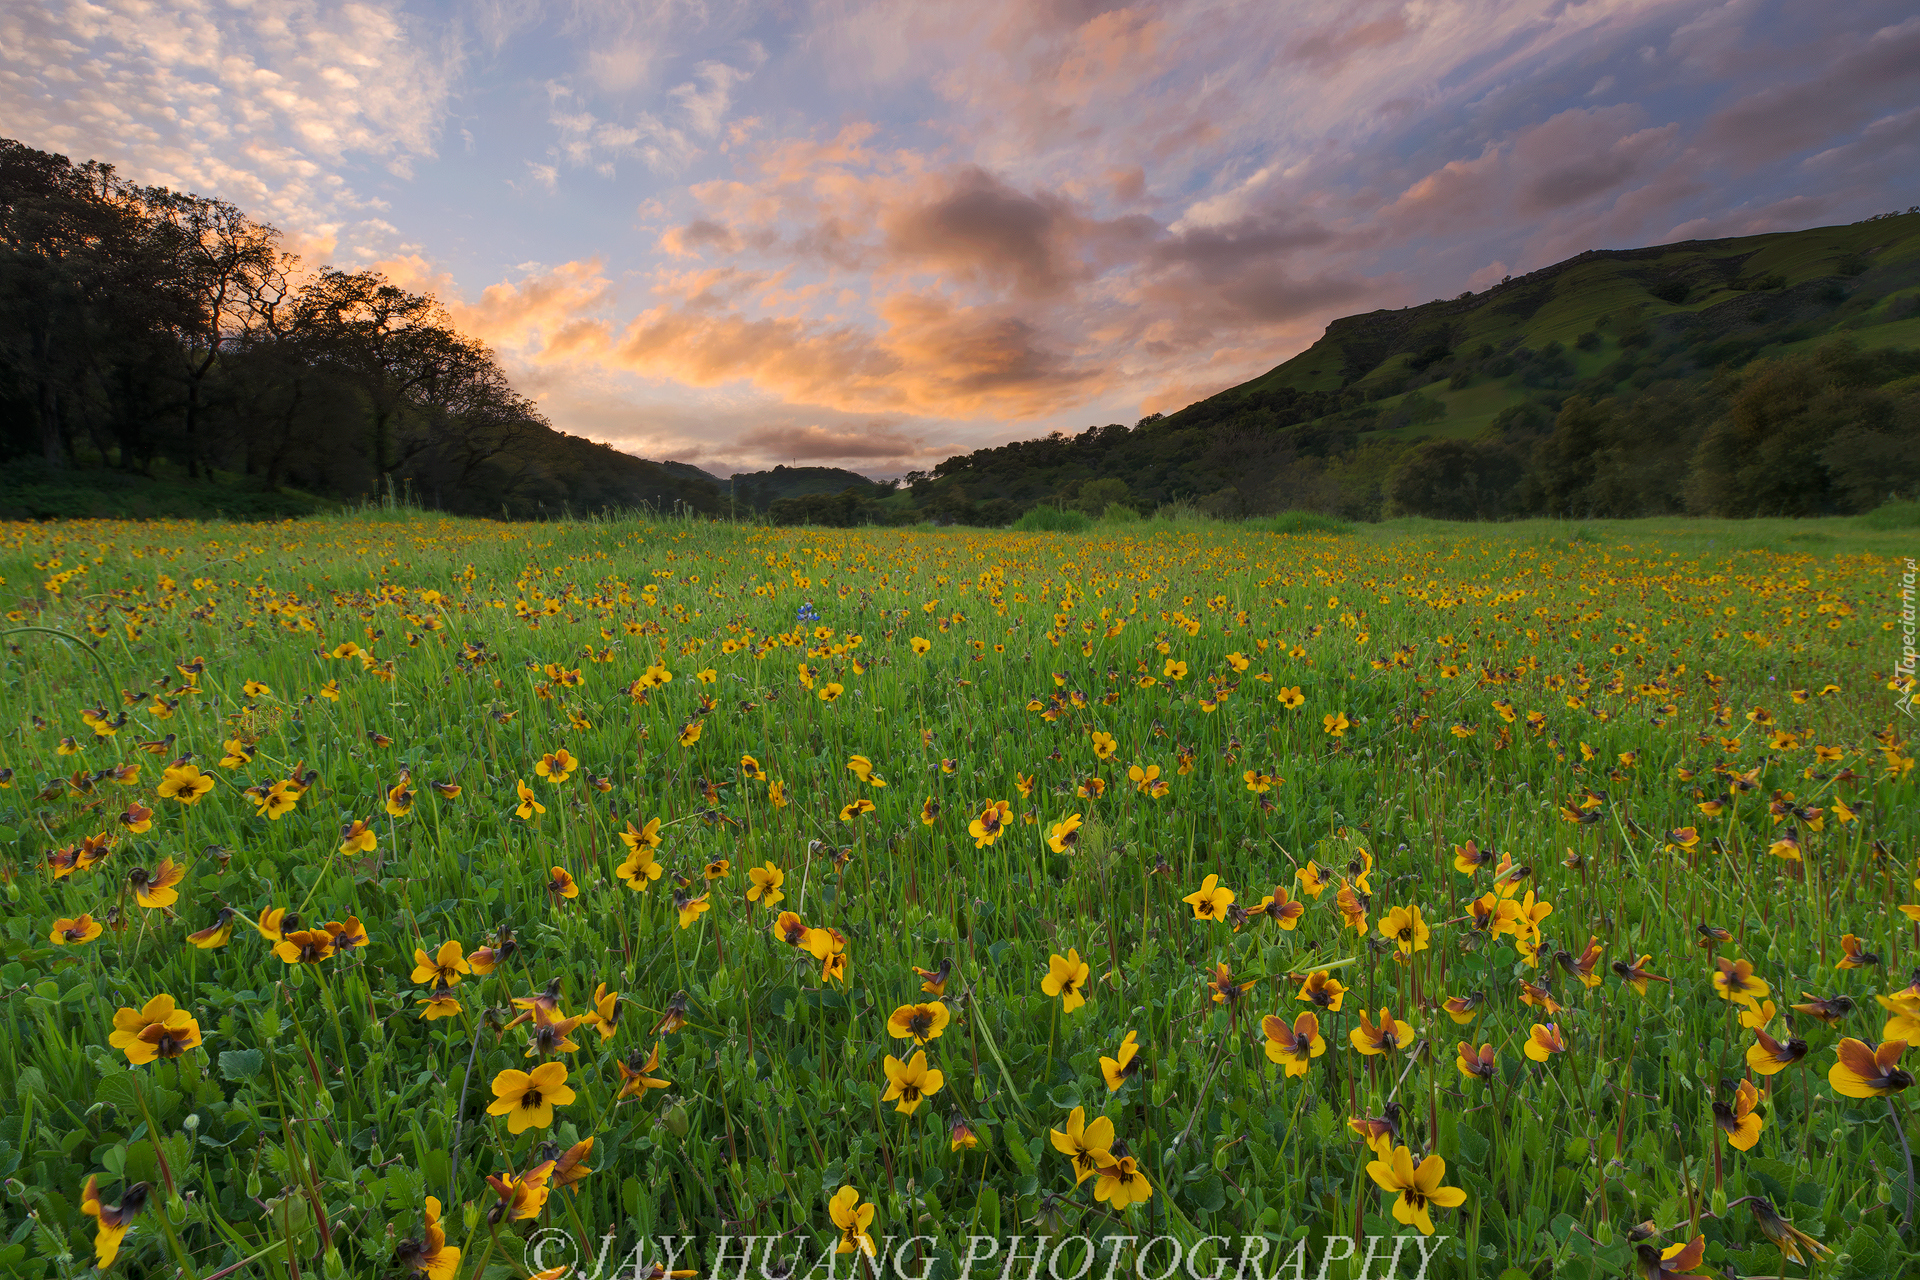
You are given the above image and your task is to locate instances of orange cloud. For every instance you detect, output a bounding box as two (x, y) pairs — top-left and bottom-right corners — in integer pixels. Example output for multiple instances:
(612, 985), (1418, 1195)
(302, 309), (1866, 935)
(589, 288), (1091, 419)
(368, 256), (617, 355)
(461, 260), (616, 349)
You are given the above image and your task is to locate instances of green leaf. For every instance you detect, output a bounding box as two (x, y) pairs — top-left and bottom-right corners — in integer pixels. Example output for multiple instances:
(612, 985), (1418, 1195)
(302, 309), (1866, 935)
(1838, 1224), (1887, 1279)
(95, 1074), (183, 1124)
(219, 1049), (265, 1081)
(14, 1068), (47, 1103)
(1187, 1174), (1227, 1214)
(1746, 1155), (1795, 1201)
(976, 1185), (1000, 1237)
(125, 1136), (192, 1189)
(1455, 1120), (1490, 1165)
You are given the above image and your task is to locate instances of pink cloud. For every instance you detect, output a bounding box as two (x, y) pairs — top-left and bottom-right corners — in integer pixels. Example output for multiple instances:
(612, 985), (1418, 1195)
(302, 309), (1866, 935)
(1382, 106), (1683, 237)
(879, 166), (1157, 299)
(1698, 16), (1920, 169)
(1287, 14), (1416, 73)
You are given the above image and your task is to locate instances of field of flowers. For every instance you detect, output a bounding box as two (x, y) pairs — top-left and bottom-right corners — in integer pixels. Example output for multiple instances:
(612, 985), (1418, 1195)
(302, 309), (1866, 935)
(1, 512), (1916, 1280)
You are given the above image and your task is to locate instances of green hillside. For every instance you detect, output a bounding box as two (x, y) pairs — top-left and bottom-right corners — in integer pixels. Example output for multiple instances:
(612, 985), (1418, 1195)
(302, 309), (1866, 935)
(893, 211), (1920, 524)
(1176, 209), (1920, 443)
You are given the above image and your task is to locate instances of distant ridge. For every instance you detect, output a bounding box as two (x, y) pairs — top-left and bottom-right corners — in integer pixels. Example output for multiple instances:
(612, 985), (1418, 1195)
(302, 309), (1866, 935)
(650, 460), (727, 486)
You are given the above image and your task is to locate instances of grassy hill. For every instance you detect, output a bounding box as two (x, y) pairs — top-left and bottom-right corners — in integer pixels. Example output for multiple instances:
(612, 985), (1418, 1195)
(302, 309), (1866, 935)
(898, 211), (1920, 524)
(1176, 208), (1920, 444)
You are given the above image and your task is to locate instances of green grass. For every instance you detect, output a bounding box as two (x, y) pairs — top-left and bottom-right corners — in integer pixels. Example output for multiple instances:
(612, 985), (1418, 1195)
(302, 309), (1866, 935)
(1858, 501), (1920, 531)
(0, 460), (326, 521)
(1, 513), (1915, 1280)
(1264, 512), (1353, 536)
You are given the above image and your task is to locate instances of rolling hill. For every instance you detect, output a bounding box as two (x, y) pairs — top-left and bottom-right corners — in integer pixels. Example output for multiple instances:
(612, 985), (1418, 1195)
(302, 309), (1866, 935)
(1169, 205), (1920, 444)
(900, 210), (1920, 523)
(721, 466), (886, 509)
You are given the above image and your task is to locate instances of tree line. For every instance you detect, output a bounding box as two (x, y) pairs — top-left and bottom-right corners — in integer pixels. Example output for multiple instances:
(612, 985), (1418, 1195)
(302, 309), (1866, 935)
(890, 338), (1918, 527)
(1383, 336), (1920, 520)
(0, 138), (720, 518)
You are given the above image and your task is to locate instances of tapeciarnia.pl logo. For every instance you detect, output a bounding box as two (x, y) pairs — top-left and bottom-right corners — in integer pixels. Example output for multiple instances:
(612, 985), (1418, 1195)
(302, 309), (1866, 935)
(1896, 557), (1916, 718)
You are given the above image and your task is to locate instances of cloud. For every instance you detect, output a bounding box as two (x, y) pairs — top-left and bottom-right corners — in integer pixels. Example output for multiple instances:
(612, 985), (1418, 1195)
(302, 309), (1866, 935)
(1172, 166), (1279, 234)
(1515, 117), (1681, 213)
(1381, 106), (1682, 236)
(1151, 213), (1339, 276)
(0, 0), (453, 261)
(733, 422), (939, 463)
(674, 56), (762, 137)
(883, 167), (1088, 298)
(588, 289), (1092, 419)
(461, 260), (620, 351)
(508, 367), (976, 475)
(1287, 14), (1415, 74)
(1106, 165), (1147, 203)
(658, 219), (744, 258)
(1797, 103), (1920, 180)
(1698, 16), (1920, 168)
(538, 43), (764, 183)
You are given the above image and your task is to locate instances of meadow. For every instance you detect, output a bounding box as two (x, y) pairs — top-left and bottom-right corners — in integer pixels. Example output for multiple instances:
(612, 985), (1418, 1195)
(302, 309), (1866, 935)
(1, 510), (1916, 1280)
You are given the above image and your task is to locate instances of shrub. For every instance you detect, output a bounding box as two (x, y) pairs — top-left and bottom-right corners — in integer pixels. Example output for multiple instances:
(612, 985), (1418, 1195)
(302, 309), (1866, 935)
(1012, 504), (1092, 533)
(1152, 500), (1214, 525)
(1392, 391), (1447, 428)
(1074, 477), (1132, 515)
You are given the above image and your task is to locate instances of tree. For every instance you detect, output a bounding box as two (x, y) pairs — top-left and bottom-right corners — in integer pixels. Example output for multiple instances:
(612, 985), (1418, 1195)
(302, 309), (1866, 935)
(0, 140), (154, 466)
(1387, 439), (1522, 519)
(1524, 395), (1614, 516)
(142, 189), (286, 477)
(1074, 477), (1131, 514)
(292, 269), (462, 485)
(1685, 339), (1919, 516)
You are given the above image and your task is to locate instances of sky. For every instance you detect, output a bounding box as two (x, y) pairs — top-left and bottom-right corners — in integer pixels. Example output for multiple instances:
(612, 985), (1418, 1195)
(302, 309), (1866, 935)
(6, 0), (1918, 478)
